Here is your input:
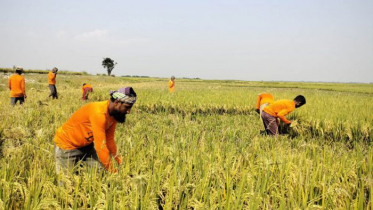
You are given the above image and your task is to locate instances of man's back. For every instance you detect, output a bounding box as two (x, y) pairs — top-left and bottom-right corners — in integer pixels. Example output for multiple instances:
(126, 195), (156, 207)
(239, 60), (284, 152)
(82, 84), (93, 93)
(9, 74), (25, 97)
(257, 93), (274, 109)
(263, 99), (295, 124)
(48, 71), (56, 84)
(169, 80), (175, 92)
(54, 100), (116, 150)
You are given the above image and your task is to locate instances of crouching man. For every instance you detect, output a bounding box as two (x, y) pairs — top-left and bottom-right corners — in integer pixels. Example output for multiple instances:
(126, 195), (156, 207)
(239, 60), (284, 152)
(54, 87), (137, 173)
(261, 95), (306, 135)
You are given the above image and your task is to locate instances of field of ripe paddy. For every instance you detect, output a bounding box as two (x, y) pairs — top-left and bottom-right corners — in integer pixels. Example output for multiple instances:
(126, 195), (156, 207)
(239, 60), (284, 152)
(0, 73), (372, 209)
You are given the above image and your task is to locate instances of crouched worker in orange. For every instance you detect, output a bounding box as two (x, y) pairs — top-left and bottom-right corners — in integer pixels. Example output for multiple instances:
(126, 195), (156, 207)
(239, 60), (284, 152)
(255, 92), (274, 115)
(261, 95), (306, 135)
(54, 87), (137, 173)
(8, 67), (26, 106)
(82, 83), (93, 100)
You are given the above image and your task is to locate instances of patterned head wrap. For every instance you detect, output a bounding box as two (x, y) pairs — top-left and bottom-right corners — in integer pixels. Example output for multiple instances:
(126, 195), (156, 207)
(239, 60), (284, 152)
(110, 87), (137, 104)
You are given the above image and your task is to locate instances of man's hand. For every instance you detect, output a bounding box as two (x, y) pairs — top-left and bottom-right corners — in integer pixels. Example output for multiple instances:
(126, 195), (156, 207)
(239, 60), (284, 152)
(115, 155), (122, 165)
(24, 95), (27, 99)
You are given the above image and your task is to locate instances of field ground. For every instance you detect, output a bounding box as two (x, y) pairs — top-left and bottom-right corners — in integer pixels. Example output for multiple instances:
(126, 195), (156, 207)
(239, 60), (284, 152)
(1, 73), (372, 209)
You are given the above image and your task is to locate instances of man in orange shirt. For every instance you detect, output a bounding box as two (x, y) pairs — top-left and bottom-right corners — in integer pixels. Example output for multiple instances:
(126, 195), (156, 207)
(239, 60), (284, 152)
(54, 87), (137, 173)
(261, 95), (306, 135)
(8, 67), (27, 106)
(82, 83), (93, 100)
(255, 92), (274, 115)
(48, 67), (58, 99)
(169, 76), (175, 93)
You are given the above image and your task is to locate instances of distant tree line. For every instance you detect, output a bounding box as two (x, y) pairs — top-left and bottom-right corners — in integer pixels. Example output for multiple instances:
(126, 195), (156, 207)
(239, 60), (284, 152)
(0, 68), (88, 75)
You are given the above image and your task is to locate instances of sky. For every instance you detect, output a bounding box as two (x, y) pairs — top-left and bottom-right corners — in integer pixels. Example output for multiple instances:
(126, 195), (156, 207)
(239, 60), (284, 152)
(0, 0), (372, 83)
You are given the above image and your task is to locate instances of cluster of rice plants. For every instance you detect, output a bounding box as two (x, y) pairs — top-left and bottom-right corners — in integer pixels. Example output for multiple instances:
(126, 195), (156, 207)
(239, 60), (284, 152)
(0, 74), (372, 209)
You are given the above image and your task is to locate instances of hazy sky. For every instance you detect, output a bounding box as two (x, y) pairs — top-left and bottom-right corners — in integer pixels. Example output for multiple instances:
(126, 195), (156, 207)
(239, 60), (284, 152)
(1, 0), (372, 82)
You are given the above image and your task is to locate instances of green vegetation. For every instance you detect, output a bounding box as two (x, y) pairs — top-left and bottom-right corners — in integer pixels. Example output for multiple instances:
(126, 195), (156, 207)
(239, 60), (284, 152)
(0, 74), (372, 209)
(0, 68), (88, 75)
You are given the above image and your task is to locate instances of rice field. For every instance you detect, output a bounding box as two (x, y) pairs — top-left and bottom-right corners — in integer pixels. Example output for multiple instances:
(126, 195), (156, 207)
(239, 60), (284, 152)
(0, 73), (372, 209)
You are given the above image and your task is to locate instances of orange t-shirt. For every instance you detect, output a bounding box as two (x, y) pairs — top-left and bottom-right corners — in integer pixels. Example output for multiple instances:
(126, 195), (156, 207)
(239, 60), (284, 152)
(54, 100), (120, 170)
(256, 93), (274, 109)
(263, 99), (295, 124)
(169, 80), (175, 93)
(8, 74), (26, 97)
(48, 71), (56, 84)
(82, 84), (93, 95)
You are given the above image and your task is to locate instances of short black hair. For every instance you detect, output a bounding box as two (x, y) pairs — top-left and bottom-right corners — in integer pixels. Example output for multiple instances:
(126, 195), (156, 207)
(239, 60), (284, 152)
(15, 70), (22, 75)
(294, 95), (306, 105)
(83, 83), (86, 86)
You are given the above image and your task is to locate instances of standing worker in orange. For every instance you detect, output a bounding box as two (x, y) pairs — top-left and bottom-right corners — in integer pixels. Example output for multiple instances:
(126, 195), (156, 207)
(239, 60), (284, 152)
(82, 83), (93, 100)
(8, 67), (26, 106)
(255, 92), (274, 115)
(169, 76), (175, 93)
(54, 87), (137, 173)
(261, 95), (306, 135)
(48, 67), (58, 99)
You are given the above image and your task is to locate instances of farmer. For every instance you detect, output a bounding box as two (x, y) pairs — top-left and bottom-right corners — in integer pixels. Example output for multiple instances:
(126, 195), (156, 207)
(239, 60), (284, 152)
(261, 95), (306, 135)
(48, 67), (58, 99)
(82, 83), (93, 100)
(54, 87), (137, 173)
(8, 67), (26, 106)
(255, 92), (274, 115)
(169, 76), (175, 93)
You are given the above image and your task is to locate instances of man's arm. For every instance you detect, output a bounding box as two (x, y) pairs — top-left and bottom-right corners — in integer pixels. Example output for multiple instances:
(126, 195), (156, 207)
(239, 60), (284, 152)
(8, 78), (11, 90)
(256, 95), (262, 111)
(90, 114), (114, 171)
(105, 123), (121, 164)
(21, 77), (26, 97)
(277, 109), (292, 124)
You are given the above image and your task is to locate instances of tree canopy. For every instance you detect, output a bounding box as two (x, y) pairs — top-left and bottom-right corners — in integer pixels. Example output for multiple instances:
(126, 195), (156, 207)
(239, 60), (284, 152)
(102, 57), (117, 76)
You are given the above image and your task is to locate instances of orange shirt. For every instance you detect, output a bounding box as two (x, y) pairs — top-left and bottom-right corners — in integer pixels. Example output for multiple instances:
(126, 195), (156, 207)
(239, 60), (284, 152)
(8, 74), (26, 97)
(54, 100), (120, 170)
(169, 80), (175, 93)
(48, 71), (57, 84)
(263, 100), (295, 124)
(256, 93), (274, 109)
(82, 84), (93, 95)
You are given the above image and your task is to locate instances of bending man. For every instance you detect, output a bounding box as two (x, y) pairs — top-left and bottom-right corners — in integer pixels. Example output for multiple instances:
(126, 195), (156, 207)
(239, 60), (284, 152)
(261, 95), (306, 135)
(82, 83), (93, 100)
(54, 87), (137, 173)
(255, 92), (274, 115)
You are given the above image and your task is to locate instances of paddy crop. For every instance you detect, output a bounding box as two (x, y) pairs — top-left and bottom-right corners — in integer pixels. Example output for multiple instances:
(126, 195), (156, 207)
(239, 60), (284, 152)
(0, 73), (372, 209)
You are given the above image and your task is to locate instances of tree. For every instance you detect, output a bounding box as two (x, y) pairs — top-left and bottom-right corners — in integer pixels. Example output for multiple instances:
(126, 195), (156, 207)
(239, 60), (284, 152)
(102, 57), (117, 76)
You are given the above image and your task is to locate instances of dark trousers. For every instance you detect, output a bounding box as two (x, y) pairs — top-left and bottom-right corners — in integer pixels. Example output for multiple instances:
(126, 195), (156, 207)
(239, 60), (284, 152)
(261, 111), (279, 135)
(49, 84), (58, 99)
(55, 143), (103, 174)
(82, 87), (91, 100)
(10, 97), (25, 106)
